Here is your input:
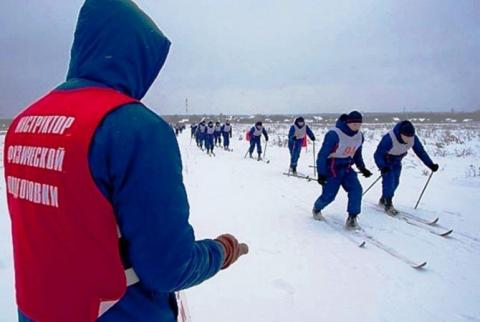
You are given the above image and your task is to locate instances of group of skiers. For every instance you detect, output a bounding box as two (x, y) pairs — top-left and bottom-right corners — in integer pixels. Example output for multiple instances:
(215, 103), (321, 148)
(286, 111), (439, 229)
(191, 119), (233, 155)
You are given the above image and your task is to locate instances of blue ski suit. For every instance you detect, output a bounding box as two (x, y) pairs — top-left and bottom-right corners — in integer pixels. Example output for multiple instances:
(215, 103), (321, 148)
(288, 123), (316, 168)
(248, 126), (269, 155)
(19, 1), (225, 321)
(374, 122), (434, 199)
(205, 125), (215, 152)
(313, 120), (367, 216)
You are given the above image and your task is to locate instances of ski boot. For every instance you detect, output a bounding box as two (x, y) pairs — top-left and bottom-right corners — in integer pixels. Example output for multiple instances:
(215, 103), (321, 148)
(379, 197), (385, 206)
(257, 154), (262, 161)
(345, 215), (359, 230)
(384, 198), (399, 215)
(312, 209), (324, 221)
(249, 153), (253, 159)
(290, 165), (297, 175)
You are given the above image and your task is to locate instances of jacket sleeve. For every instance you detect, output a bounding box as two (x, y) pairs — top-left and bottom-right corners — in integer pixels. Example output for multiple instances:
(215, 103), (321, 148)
(89, 103), (224, 293)
(306, 126), (316, 141)
(263, 128), (269, 141)
(288, 125), (295, 140)
(316, 131), (339, 176)
(412, 135), (434, 167)
(374, 134), (392, 169)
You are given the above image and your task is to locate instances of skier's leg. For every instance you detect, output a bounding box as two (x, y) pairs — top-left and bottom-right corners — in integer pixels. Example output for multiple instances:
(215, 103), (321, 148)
(288, 141), (295, 167)
(248, 140), (255, 156)
(392, 165), (402, 199)
(256, 140), (262, 156)
(292, 142), (301, 168)
(313, 176), (341, 212)
(382, 170), (395, 200)
(342, 171), (362, 216)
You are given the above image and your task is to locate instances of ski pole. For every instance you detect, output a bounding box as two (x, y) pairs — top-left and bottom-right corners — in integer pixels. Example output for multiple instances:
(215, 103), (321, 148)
(312, 140), (317, 178)
(362, 174), (382, 197)
(414, 171), (434, 209)
(263, 140), (268, 160)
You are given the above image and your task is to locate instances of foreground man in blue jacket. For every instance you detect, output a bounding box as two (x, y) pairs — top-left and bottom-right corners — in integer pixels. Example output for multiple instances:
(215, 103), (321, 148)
(12, 1), (248, 321)
(374, 120), (439, 214)
(312, 112), (373, 229)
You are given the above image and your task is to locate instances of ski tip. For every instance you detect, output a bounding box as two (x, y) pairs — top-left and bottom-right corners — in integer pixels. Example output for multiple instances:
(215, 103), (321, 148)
(358, 241), (366, 248)
(440, 229), (453, 237)
(412, 261), (427, 269)
(430, 217), (440, 225)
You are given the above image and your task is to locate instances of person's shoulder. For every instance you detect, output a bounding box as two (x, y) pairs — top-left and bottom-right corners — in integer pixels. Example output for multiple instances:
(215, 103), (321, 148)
(104, 103), (171, 134)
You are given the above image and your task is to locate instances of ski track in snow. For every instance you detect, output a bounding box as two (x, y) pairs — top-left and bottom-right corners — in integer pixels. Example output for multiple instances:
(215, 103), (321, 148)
(1, 126), (480, 322)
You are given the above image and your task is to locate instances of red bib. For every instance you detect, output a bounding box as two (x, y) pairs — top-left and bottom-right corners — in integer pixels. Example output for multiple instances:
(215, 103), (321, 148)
(4, 87), (138, 322)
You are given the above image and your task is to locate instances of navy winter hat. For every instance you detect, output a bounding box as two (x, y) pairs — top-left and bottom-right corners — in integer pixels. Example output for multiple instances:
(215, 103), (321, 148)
(295, 116), (305, 124)
(346, 111), (363, 124)
(399, 120), (415, 137)
(255, 121), (263, 126)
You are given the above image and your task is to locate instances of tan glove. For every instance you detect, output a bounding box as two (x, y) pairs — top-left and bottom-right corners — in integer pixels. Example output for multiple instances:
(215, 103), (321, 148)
(215, 234), (249, 269)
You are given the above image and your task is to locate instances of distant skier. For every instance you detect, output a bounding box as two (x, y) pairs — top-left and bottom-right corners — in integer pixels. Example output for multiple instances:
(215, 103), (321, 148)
(374, 120), (439, 214)
(222, 120), (233, 150)
(196, 119), (207, 149)
(312, 111), (373, 229)
(214, 121), (223, 146)
(288, 116), (316, 174)
(191, 123), (198, 139)
(248, 121), (269, 160)
(205, 121), (216, 155)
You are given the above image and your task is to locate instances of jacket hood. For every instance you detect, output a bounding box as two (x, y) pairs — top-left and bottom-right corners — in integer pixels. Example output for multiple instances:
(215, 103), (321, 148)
(66, 0), (171, 100)
(336, 117), (358, 137)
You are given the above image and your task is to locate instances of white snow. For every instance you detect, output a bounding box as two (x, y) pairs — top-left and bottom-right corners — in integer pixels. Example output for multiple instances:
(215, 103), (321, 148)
(1, 123), (480, 322)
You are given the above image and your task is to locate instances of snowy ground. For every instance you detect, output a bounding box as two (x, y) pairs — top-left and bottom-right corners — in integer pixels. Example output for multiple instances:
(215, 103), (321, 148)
(1, 123), (480, 322)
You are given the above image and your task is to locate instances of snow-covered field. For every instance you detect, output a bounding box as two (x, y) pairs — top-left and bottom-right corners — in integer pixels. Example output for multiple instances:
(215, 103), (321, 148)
(1, 123), (480, 322)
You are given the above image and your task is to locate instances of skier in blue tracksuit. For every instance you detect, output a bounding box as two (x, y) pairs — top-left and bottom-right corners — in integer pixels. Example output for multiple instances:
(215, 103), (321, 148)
(288, 116), (316, 174)
(374, 120), (439, 214)
(17, 1), (249, 321)
(222, 121), (233, 150)
(312, 111), (373, 228)
(205, 121), (216, 154)
(214, 121), (222, 146)
(248, 121), (269, 160)
(196, 120), (207, 149)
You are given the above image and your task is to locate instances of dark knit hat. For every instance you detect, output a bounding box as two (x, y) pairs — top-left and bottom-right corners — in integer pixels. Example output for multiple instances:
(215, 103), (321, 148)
(346, 111), (363, 124)
(255, 121), (263, 126)
(399, 120), (415, 137)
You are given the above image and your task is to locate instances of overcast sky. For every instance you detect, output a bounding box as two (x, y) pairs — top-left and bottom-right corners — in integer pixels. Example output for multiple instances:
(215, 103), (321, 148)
(0, 0), (479, 117)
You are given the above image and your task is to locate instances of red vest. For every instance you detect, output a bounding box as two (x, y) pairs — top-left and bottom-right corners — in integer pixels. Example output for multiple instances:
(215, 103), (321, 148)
(4, 87), (137, 322)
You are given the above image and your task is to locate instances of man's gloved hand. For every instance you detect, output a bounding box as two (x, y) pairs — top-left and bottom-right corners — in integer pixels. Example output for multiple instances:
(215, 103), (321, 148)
(380, 167), (391, 175)
(215, 234), (249, 270)
(360, 168), (373, 178)
(429, 163), (439, 172)
(317, 175), (327, 186)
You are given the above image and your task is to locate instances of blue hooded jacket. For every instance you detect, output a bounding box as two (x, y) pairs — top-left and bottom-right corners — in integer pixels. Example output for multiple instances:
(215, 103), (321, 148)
(316, 117), (366, 177)
(20, 1), (224, 321)
(374, 122), (434, 169)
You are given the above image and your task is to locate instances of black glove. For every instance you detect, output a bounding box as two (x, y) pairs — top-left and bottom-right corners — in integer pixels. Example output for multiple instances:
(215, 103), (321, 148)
(360, 168), (372, 178)
(292, 136), (297, 141)
(380, 167), (391, 174)
(317, 175), (327, 186)
(429, 163), (439, 172)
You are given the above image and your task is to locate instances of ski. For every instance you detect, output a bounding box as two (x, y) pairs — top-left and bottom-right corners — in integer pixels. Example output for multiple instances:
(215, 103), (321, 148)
(314, 215), (366, 248)
(367, 203), (452, 237)
(365, 201), (439, 225)
(282, 172), (314, 182)
(328, 218), (427, 269)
